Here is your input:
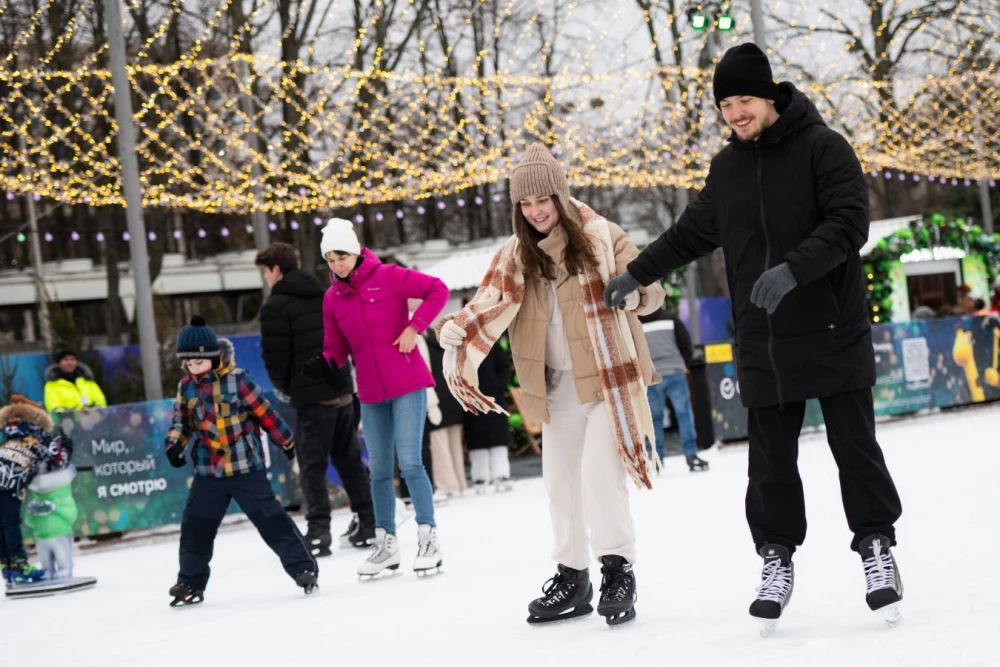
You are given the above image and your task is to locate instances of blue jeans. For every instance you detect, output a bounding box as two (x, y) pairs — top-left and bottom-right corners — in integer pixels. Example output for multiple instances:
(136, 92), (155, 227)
(646, 373), (698, 458)
(360, 390), (435, 533)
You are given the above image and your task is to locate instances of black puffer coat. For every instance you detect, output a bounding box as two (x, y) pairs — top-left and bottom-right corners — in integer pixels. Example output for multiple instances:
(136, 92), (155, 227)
(260, 269), (353, 406)
(465, 343), (510, 450)
(629, 83), (874, 409)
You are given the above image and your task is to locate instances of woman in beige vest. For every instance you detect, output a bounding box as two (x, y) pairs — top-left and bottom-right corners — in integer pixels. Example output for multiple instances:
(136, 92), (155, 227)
(437, 143), (664, 626)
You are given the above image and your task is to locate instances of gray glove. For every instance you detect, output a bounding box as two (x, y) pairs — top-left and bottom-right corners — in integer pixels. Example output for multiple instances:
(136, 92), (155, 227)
(750, 263), (797, 314)
(603, 271), (641, 310)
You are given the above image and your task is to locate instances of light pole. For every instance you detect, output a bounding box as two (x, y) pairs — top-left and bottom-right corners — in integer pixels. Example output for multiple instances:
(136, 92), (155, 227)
(17, 131), (52, 349)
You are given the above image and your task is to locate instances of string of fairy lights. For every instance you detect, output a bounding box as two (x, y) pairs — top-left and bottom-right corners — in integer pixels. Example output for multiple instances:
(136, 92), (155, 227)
(0, 0), (997, 220)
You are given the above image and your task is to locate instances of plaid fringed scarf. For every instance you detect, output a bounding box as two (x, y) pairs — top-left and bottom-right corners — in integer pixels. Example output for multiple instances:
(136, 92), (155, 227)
(443, 200), (657, 489)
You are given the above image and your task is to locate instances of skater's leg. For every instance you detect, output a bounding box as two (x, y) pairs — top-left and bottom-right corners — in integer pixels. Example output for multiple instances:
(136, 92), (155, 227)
(818, 389), (902, 551)
(489, 445), (511, 481)
(469, 449), (490, 486)
(429, 427), (462, 493)
(447, 426), (467, 492)
(328, 402), (374, 524)
(645, 380), (668, 459)
(178, 476), (230, 590)
(662, 373), (698, 457)
(579, 399), (636, 565)
(36, 539), (57, 578)
(392, 390), (435, 527)
(52, 535), (74, 579)
(541, 371), (590, 571)
(746, 402), (808, 555)
(294, 403), (334, 536)
(0, 494), (27, 561)
(231, 471), (317, 579)
(359, 400), (398, 534)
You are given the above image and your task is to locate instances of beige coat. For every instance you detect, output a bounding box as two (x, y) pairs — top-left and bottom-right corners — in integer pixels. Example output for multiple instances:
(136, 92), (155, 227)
(440, 221), (665, 424)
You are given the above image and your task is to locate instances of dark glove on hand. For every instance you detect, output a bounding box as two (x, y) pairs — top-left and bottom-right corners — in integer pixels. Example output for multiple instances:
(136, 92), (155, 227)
(166, 446), (187, 468)
(302, 356), (349, 392)
(750, 263), (798, 315)
(603, 271), (641, 310)
(282, 445), (296, 461)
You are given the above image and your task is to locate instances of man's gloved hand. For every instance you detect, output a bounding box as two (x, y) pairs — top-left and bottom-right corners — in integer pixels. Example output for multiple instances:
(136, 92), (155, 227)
(166, 447), (187, 468)
(603, 271), (641, 310)
(750, 263), (798, 315)
(302, 356), (349, 392)
(282, 445), (296, 461)
(439, 321), (467, 348)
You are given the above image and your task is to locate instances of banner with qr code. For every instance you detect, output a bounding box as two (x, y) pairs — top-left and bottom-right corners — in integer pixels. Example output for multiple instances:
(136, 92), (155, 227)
(708, 314), (1000, 440)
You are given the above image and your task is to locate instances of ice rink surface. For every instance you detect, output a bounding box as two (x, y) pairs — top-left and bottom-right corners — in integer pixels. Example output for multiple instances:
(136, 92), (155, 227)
(4, 405), (998, 667)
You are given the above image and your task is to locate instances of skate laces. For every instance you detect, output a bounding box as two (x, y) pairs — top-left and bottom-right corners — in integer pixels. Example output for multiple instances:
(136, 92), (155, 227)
(755, 559), (793, 603)
(417, 529), (437, 557)
(600, 567), (630, 602)
(863, 539), (897, 593)
(367, 534), (389, 562)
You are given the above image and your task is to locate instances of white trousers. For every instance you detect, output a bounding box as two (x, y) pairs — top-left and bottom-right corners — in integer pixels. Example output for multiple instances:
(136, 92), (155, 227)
(429, 425), (467, 493)
(37, 535), (74, 580)
(469, 446), (511, 483)
(541, 371), (636, 570)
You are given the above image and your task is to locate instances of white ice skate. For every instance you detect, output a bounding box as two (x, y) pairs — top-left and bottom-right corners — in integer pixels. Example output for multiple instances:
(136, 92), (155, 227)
(357, 528), (401, 580)
(492, 477), (514, 493)
(413, 524), (443, 577)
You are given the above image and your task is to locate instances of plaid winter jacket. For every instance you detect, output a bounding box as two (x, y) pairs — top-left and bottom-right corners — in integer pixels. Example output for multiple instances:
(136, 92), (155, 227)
(164, 339), (294, 478)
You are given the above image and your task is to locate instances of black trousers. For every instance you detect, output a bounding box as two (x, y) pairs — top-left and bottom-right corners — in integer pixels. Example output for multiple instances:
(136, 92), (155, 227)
(746, 387), (902, 555)
(178, 471), (316, 590)
(294, 401), (373, 534)
(0, 493), (25, 562)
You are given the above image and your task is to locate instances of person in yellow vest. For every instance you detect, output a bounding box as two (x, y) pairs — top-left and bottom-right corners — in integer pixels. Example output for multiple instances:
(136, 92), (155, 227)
(43, 348), (107, 413)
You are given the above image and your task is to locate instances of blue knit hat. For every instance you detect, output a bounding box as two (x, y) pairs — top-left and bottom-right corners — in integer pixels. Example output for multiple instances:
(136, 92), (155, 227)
(175, 316), (220, 359)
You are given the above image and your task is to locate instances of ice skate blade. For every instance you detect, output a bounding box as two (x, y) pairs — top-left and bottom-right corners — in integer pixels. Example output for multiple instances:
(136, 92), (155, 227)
(414, 561), (444, 578)
(311, 547), (333, 558)
(878, 602), (902, 627)
(170, 595), (204, 608)
(527, 604), (594, 625)
(758, 618), (779, 637)
(358, 565), (401, 582)
(602, 609), (637, 627)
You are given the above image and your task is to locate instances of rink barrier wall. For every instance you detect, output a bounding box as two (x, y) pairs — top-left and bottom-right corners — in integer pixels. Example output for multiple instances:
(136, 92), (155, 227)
(705, 314), (1000, 440)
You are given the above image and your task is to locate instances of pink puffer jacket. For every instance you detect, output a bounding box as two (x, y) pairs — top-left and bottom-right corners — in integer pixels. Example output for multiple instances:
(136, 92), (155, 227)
(322, 249), (449, 403)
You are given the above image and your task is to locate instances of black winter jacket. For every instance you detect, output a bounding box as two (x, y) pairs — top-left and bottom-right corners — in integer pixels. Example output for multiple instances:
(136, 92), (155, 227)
(260, 269), (353, 406)
(629, 84), (874, 409)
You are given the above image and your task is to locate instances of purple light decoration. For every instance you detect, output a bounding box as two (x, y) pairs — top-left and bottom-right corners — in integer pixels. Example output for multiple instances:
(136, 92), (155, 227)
(474, 196), (483, 206)
(375, 213), (384, 222)
(268, 222), (278, 232)
(291, 220), (300, 230)
(870, 171), (878, 178)
(33, 194), (41, 202)
(437, 201), (446, 210)
(173, 230), (182, 240)
(884, 171), (892, 179)
(84, 196), (91, 204)
(123, 232), (131, 241)
(457, 198), (466, 208)
(964, 179), (971, 186)
(417, 206), (426, 215)
(930, 131), (938, 138)
(298, 188), (306, 196)
(364, 180), (372, 189)
(913, 175), (920, 182)
(991, 180), (997, 187)
(355, 214), (364, 224)
(898, 173), (905, 181)
(396, 210), (405, 219)
(44, 232), (53, 242)
(491, 194), (502, 203)
(95, 232), (104, 243)
(314, 217), (323, 226)
(198, 229), (207, 238)
(4, 193), (13, 201)
(221, 228), (230, 237)
(951, 178), (959, 186)
(148, 231), (157, 241)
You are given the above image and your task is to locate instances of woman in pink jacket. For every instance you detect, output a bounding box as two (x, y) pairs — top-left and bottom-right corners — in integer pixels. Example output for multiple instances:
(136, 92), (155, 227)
(306, 218), (449, 580)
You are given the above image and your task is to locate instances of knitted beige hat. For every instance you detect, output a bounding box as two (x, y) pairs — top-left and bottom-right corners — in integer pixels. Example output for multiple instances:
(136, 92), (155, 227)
(509, 143), (571, 205)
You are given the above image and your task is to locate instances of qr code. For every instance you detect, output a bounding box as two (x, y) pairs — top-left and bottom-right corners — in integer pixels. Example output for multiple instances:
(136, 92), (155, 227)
(902, 337), (930, 383)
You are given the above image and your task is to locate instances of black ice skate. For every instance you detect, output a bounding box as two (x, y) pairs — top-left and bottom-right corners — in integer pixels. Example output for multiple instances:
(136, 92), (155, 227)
(597, 555), (637, 626)
(169, 582), (204, 607)
(527, 564), (594, 625)
(859, 534), (903, 627)
(305, 528), (333, 557)
(749, 544), (794, 637)
(686, 454), (709, 472)
(348, 518), (376, 548)
(296, 571), (319, 595)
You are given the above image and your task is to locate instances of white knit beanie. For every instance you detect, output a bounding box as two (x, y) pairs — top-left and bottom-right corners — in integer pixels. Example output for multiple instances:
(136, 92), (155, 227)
(320, 218), (361, 256)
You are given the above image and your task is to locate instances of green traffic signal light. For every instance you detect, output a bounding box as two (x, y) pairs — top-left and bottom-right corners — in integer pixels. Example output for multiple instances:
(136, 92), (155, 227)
(718, 15), (734, 31)
(691, 14), (707, 30)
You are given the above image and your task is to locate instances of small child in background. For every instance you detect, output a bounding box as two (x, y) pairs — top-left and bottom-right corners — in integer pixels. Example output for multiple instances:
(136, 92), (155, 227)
(24, 461), (79, 581)
(164, 316), (318, 606)
(0, 395), (69, 585)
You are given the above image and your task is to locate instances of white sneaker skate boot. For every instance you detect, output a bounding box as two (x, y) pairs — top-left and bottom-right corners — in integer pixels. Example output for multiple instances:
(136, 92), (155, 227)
(357, 528), (401, 580)
(413, 524), (443, 577)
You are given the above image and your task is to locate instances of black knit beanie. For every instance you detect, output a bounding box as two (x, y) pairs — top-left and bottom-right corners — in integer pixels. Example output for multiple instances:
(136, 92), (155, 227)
(713, 43), (780, 108)
(52, 346), (77, 363)
(175, 316), (221, 359)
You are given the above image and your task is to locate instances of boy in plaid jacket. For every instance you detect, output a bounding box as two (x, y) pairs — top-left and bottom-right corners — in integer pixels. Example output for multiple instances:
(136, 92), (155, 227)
(164, 316), (317, 605)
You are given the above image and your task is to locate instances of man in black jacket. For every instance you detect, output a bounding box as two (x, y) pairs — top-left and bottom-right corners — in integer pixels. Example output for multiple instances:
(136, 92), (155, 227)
(605, 44), (903, 633)
(256, 243), (375, 556)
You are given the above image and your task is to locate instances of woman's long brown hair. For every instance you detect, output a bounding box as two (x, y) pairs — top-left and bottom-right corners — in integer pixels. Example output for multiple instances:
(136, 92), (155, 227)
(513, 196), (600, 280)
